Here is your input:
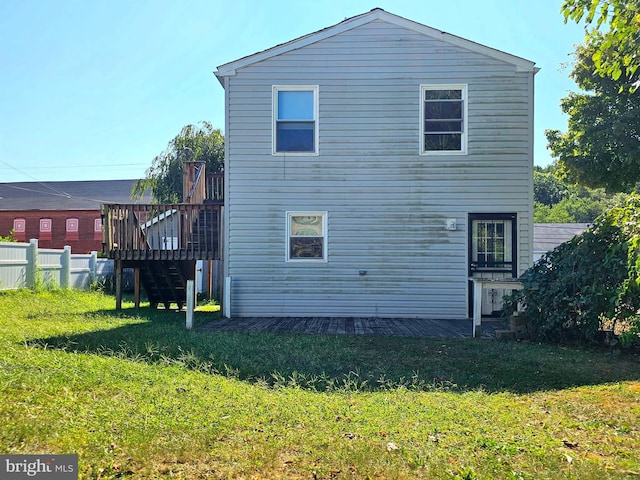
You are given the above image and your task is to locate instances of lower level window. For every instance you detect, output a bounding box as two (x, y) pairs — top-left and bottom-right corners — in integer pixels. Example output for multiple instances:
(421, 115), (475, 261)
(13, 218), (26, 241)
(66, 218), (79, 241)
(39, 218), (52, 241)
(287, 212), (327, 261)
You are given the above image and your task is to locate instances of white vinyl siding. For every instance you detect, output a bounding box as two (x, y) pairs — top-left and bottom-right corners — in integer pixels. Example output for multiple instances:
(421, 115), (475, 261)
(222, 19), (534, 318)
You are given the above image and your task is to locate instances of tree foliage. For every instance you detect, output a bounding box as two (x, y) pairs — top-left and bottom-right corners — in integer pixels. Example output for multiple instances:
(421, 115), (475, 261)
(534, 168), (568, 207)
(133, 122), (224, 204)
(562, 0), (640, 88)
(0, 231), (16, 242)
(508, 195), (640, 344)
(545, 38), (640, 192)
(533, 165), (627, 222)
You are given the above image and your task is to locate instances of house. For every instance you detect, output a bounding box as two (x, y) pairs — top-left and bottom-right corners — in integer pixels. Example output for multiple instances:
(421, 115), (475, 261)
(214, 8), (537, 319)
(533, 223), (590, 262)
(0, 180), (150, 253)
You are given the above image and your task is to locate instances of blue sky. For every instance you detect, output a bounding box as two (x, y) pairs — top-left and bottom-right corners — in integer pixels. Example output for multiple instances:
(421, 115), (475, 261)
(0, 0), (586, 183)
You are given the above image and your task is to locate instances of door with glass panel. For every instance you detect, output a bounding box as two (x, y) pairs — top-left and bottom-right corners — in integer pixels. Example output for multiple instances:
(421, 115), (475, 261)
(468, 213), (517, 316)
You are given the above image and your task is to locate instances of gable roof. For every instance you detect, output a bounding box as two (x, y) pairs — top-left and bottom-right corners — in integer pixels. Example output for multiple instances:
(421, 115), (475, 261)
(533, 223), (591, 253)
(215, 8), (537, 83)
(0, 179), (152, 211)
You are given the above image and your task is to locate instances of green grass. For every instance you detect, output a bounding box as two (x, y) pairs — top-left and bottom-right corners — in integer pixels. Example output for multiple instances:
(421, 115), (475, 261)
(0, 290), (639, 479)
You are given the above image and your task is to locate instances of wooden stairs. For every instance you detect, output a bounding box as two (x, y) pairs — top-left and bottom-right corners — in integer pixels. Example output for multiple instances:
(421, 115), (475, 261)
(125, 210), (215, 309)
(136, 260), (196, 310)
(105, 165), (223, 311)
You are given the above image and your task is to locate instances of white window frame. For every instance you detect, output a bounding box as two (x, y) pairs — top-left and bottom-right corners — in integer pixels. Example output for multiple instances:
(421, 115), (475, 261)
(66, 217), (79, 233)
(273, 85), (319, 156)
(13, 218), (26, 234)
(286, 211), (327, 262)
(420, 84), (468, 155)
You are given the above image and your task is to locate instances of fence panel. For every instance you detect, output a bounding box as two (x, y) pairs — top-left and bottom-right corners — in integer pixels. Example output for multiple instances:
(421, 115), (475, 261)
(38, 248), (65, 287)
(70, 253), (93, 289)
(0, 241), (114, 291)
(0, 241), (29, 290)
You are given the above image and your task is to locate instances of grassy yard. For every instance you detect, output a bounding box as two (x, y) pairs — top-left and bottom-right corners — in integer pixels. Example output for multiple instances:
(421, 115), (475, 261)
(0, 290), (639, 479)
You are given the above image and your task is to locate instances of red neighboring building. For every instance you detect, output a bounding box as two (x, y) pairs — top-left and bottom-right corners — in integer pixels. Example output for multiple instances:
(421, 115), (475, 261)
(0, 180), (152, 253)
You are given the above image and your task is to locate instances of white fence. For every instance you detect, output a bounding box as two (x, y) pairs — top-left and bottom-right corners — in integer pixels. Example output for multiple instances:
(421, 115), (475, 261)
(0, 239), (219, 295)
(0, 239), (113, 291)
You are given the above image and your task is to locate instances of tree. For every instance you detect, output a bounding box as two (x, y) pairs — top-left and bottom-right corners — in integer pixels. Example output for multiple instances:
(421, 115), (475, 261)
(533, 165), (627, 222)
(133, 122), (224, 203)
(534, 167), (567, 206)
(545, 38), (640, 192)
(562, 0), (640, 88)
(507, 194), (640, 345)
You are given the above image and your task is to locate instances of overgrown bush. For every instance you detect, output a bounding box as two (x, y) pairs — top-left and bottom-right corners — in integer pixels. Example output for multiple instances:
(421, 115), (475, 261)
(0, 230), (17, 242)
(506, 194), (640, 344)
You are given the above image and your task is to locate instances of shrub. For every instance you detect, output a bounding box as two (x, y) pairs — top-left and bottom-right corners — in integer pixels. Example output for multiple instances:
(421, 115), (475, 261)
(506, 194), (640, 344)
(0, 230), (17, 242)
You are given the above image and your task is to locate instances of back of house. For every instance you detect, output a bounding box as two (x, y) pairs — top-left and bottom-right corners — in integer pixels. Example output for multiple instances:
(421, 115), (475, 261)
(215, 8), (536, 319)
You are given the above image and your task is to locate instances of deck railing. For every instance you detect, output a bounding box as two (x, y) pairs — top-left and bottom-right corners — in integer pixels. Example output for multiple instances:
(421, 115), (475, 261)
(206, 173), (224, 202)
(102, 203), (221, 260)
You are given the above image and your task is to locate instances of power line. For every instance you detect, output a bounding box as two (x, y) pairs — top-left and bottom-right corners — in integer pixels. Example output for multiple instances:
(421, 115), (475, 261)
(1, 181), (148, 205)
(0, 162), (149, 170)
(0, 160), (72, 198)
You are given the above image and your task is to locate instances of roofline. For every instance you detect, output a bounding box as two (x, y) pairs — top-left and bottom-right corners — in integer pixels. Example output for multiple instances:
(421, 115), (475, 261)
(214, 8), (537, 84)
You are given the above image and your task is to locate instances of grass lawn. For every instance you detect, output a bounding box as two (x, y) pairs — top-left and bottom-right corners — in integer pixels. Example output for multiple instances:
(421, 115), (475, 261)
(0, 289), (639, 479)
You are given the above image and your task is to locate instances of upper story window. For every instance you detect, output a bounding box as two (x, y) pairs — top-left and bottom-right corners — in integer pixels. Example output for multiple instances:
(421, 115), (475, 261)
(273, 86), (318, 155)
(286, 212), (327, 262)
(421, 85), (467, 155)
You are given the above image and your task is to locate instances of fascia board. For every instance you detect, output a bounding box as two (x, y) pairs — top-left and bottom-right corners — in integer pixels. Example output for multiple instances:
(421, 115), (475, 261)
(214, 9), (537, 82)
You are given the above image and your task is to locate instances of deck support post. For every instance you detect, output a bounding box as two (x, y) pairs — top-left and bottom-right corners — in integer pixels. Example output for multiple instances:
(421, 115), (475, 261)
(134, 267), (140, 309)
(115, 259), (123, 311)
(186, 279), (195, 330)
(469, 278), (524, 338)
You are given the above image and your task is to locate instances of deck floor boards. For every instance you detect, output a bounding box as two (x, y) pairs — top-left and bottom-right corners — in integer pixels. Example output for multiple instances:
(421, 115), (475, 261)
(200, 317), (506, 339)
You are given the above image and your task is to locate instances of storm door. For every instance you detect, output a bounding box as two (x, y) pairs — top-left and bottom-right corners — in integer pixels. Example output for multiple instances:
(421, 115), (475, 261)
(468, 213), (517, 315)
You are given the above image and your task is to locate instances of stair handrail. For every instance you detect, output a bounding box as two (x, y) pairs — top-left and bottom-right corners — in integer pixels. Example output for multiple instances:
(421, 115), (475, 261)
(184, 161), (206, 204)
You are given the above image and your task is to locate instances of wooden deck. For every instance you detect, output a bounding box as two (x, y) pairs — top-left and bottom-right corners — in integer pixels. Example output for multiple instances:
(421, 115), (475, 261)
(201, 317), (506, 339)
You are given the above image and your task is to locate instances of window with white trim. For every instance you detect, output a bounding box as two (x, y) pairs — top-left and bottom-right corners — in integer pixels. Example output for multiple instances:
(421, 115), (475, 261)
(39, 218), (52, 241)
(286, 212), (327, 261)
(93, 218), (102, 241)
(65, 217), (79, 241)
(421, 85), (467, 154)
(273, 86), (318, 154)
(13, 218), (26, 241)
